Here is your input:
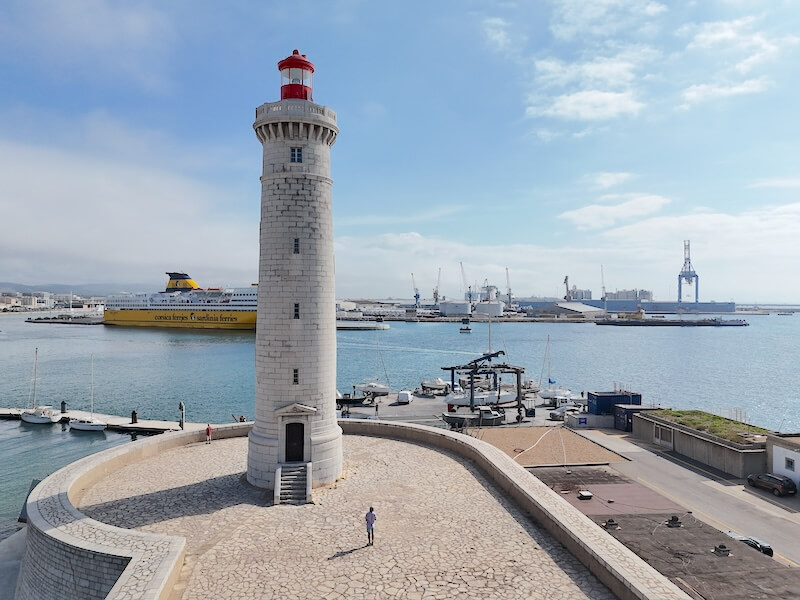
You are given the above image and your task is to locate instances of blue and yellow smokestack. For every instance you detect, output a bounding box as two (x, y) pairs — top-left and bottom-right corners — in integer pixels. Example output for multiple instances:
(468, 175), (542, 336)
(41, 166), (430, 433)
(165, 272), (200, 292)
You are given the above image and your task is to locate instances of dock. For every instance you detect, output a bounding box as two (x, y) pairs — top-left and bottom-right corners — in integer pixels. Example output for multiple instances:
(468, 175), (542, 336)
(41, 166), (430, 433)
(25, 315), (104, 325)
(0, 407), (208, 434)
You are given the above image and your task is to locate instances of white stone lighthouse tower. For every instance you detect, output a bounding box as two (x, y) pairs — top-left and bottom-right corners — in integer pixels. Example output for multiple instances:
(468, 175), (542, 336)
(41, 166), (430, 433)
(247, 50), (342, 491)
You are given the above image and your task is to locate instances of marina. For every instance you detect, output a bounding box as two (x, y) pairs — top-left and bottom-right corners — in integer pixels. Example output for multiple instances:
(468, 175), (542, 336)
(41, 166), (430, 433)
(0, 407), (206, 434)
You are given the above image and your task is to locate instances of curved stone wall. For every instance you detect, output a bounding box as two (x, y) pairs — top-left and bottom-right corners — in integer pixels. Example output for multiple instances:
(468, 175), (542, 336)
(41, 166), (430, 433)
(15, 423), (250, 600)
(16, 420), (689, 600)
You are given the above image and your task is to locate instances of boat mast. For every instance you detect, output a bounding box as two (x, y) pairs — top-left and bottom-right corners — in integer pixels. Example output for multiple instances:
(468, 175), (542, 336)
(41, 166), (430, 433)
(90, 355), (94, 419)
(538, 335), (550, 389)
(31, 347), (38, 409)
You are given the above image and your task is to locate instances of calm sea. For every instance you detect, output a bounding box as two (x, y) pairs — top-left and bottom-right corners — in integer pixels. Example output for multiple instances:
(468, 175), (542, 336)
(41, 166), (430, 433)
(1, 311), (798, 539)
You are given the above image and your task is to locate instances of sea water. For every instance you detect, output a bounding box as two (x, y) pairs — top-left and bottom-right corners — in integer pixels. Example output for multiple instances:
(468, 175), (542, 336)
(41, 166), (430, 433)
(1, 311), (798, 539)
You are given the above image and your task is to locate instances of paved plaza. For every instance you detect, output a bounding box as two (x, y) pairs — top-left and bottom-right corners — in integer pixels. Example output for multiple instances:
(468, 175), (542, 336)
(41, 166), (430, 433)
(77, 435), (616, 599)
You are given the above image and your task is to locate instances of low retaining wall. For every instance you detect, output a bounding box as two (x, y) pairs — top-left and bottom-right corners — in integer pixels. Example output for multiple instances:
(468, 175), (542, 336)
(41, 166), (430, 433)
(15, 423), (250, 600)
(17, 420), (689, 600)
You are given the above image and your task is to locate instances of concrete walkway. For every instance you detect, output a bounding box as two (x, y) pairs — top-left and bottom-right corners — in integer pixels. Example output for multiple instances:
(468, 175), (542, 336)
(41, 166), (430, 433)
(78, 435), (616, 599)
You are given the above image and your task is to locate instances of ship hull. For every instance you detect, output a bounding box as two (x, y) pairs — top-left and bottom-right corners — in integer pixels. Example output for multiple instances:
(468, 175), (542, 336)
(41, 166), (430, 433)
(104, 309), (256, 330)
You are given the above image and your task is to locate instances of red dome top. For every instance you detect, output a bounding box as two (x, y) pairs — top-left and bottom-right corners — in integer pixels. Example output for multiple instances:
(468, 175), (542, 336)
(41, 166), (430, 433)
(277, 49), (315, 73)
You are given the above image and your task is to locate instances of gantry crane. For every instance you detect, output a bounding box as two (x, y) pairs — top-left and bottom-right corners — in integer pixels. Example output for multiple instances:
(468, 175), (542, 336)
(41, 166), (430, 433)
(505, 267), (512, 307)
(678, 240), (699, 303)
(432, 267), (441, 307)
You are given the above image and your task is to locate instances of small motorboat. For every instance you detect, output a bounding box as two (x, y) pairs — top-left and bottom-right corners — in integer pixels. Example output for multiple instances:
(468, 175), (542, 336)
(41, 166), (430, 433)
(420, 377), (451, 395)
(354, 380), (390, 397)
(441, 406), (504, 428)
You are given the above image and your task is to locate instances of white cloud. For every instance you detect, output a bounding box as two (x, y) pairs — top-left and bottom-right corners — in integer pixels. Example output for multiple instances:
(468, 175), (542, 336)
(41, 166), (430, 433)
(530, 90), (644, 120)
(0, 0), (174, 91)
(559, 193), (671, 229)
(337, 206), (465, 227)
(680, 77), (769, 106)
(534, 56), (639, 89)
(749, 178), (800, 189)
(331, 199), (800, 301)
(679, 16), (798, 74)
(535, 128), (563, 142)
(0, 138), (257, 287)
(550, 0), (667, 41)
(586, 172), (634, 189)
(482, 17), (513, 52)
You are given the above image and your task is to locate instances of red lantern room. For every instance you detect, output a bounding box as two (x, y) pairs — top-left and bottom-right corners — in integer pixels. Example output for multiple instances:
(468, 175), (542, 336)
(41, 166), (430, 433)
(278, 49), (315, 101)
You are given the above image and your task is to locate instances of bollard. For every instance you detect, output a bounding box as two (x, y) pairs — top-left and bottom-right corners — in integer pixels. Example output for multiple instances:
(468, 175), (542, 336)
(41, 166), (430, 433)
(60, 400), (67, 414)
(131, 410), (138, 424)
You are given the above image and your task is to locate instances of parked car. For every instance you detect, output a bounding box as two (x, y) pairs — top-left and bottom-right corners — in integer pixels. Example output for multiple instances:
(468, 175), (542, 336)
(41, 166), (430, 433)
(724, 530), (773, 556)
(396, 390), (413, 404)
(549, 405), (582, 421)
(746, 473), (797, 497)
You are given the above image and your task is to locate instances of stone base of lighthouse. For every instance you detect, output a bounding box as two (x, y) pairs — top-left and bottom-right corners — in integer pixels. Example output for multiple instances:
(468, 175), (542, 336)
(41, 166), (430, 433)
(246, 403), (342, 490)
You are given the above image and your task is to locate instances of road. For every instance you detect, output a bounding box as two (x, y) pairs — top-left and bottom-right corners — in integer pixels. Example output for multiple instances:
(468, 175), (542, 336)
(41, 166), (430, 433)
(580, 429), (800, 567)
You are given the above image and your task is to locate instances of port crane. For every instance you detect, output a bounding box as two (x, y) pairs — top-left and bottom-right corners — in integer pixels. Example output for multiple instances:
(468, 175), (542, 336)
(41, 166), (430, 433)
(411, 273), (420, 308)
(601, 265), (607, 313)
(460, 262), (473, 303)
(505, 267), (513, 307)
(678, 240), (699, 303)
(432, 267), (441, 307)
(563, 276), (571, 301)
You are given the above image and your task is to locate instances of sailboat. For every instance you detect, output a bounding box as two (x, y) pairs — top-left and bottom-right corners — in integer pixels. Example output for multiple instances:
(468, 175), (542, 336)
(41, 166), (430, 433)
(70, 355), (107, 431)
(20, 348), (61, 424)
(537, 335), (573, 402)
(354, 327), (391, 397)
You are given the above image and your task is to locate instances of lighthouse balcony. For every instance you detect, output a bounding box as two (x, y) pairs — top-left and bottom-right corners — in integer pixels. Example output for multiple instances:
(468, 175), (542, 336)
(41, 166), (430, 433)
(256, 100), (337, 123)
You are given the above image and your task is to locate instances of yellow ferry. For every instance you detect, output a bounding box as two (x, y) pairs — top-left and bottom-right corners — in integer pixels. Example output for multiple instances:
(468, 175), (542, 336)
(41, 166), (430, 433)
(103, 273), (257, 330)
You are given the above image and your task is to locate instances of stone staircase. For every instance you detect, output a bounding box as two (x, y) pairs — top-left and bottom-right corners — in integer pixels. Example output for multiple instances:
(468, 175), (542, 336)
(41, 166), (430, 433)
(276, 463), (309, 505)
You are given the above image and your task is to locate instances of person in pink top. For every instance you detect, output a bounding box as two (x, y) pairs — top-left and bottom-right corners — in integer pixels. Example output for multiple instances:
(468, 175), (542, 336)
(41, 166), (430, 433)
(365, 507), (376, 546)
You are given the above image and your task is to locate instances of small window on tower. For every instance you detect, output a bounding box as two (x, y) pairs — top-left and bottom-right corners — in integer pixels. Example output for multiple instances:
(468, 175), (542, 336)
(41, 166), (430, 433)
(293, 238), (300, 254)
(294, 303), (300, 319)
(290, 147), (303, 163)
(293, 368), (299, 385)
(787, 457), (796, 471)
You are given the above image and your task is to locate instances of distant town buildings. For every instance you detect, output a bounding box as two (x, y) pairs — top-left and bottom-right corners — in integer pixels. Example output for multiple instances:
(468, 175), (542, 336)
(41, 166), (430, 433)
(569, 287), (592, 301)
(0, 291), (103, 311)
(605, 289), (653, 302)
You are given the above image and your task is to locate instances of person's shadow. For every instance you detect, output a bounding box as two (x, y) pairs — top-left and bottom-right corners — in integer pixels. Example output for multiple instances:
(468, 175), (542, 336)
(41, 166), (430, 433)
(327, 545), (369, 560)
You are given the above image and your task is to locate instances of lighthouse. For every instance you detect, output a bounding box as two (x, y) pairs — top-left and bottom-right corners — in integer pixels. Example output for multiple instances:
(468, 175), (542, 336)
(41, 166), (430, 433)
(247, 50), (342, 492)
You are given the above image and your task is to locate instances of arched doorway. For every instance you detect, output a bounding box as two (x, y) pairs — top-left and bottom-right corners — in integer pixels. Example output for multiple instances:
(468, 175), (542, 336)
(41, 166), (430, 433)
(285, 422), (304, 462)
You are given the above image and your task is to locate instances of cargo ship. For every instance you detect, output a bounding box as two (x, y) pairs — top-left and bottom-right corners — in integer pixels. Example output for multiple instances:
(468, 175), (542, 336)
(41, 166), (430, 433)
(103, 273), (258, 330)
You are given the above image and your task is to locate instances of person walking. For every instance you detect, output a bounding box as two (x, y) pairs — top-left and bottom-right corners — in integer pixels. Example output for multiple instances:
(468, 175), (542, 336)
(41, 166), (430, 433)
(365, 507), (376, 546)
(205, 423), (212, 444)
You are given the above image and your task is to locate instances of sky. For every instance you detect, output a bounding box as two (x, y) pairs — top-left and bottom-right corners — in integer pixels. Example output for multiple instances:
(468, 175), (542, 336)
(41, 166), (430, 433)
(1, 0), (799, 303)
